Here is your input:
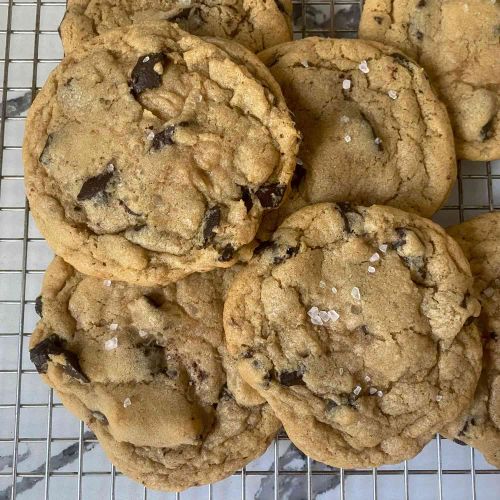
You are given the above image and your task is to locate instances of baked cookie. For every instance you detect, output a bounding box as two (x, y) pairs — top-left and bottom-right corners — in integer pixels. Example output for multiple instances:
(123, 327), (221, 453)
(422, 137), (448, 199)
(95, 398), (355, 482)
(224, 202), (482, 468)
(441, 212), (500, 468)
(23, 22), (298, 285)
(258, 37), (456, 228)
(359, 0), (500, 161)
(29, 257), (280, 491)
(59, 0), (293, 55)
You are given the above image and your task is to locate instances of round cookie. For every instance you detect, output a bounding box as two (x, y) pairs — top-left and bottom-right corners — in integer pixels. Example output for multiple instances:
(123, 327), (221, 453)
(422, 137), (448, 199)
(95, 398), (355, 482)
(441, 212), (500, 468)
(359, 0), (500, 161)
(59, 0), (293, 55)
(258, 37), (456, 229)
(30, 257), (280, 491)
(23, 21), (298, 285)
(224, 202), (482, 468)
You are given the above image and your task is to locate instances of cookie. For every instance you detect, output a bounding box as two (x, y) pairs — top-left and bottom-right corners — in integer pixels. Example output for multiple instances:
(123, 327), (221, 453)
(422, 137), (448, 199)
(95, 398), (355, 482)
(23, 21), (298, 285)
(223, 202), (482, 468)
(359, 0), (500, 161)
(258, 37), (456, 229)
(441, 212), (500, 467)
(29, 257), (280, 491)
(59, 0), (293, 55)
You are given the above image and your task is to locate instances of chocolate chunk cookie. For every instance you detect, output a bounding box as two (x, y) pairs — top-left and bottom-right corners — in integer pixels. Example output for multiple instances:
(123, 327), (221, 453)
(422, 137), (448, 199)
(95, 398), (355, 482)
(441, 212), (500, 467)
(224, 202), (482, 468)
(258, 38), (456, 230)
(59, 0), (293, 55)
(23, 22), (298, 285)
(359, 0), (500, 161)
(30, 257), (280, 491)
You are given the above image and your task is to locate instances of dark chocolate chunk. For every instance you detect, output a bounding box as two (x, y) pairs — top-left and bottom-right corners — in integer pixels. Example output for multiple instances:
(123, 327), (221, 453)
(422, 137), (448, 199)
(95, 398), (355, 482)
(278, 370), (305, 386)
(391, 52), (413, 72)
(291, 163), (307, 190)
(360, 325), (370, 335)
(347, 393), (358, 406)
(374, 15), (383, 24)
(254, 240), (275, 255)
(218, 244), (235, 262)
(77, 166), (114, 201)
(326, 399), (339, 411)
(401, 255), (427, 282)
(130, 53), (166, 96)
(242, 349), (254, 359)
(479, 119), (494, 141)
(273, 245), (299, 264)
(92, 411), (108, 425)
(35, 295), (43, 318)
(391, 227), (407, 249)
(30, 334), (89, 383)
(151, 125), (176, 150)
(453, 438), (467, 446)
(255, 183), (286, 209)
(417, 0), (426, 6)
(416, 30), (424, 41)
(336, 202), (362, 233)
(202, 206), (221, 244)
(240, 186), (253, 212)
(39, 134), (54, 166)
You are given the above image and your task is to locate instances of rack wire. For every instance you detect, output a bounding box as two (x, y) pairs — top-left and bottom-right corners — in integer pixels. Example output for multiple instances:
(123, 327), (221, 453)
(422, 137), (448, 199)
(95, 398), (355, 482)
(0, 0), (499, 498)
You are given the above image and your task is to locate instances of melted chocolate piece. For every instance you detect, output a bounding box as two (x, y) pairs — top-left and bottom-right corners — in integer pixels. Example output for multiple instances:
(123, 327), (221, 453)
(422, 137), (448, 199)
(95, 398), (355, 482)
(240, 186), (253, 212)
(35, 295), (43, 317)
(151, 125), (175, 150)
(374, 15), (383, 24)
(291, 163), (307, 190)
(273, 245), (299, 264)
(255, 183), (286, 209)
(391, 53), (414, 72)
(30, 334), (89, 383)
(326, 399), (339, 411)
(278, 370), (305, 386)
(391, 227), (407, 249)
(77, 166), (114, 201)
(218, 244), (234, 262)
(130, 53), (166, 96)
(202, 206), (221, 244)
(254, 240), (275, 255)
(480, 119), (494, 141)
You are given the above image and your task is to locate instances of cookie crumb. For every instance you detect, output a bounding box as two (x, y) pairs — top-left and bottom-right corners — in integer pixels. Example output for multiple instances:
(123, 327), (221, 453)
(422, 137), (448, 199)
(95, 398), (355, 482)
(123, 397), (132, 408)
(342, 79), (351, 90)
(379, 244), (388, 253)
(369, 253), (380, 262)
(353, 385), (362, 396)
(483, 287), (495, 297)
(104, 337), (118, 351)
(388, 90), (398, 100)
(103, 279), (112, 287)
(351, 287), (361, 300)
(344, 135), (352, 143)
(109, 323), (118, 331)
(358, 60), (369, 73)
(368, 266), (376, 274)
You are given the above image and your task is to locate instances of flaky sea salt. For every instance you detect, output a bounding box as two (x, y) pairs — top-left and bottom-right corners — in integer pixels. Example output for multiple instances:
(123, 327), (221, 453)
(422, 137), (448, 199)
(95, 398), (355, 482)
(364, 375), (371, 382)
(368, 266), (376, 274)
(344, 135), (352, 143)
(374, 137), (382, 145)
(310, 315), (323, 326)
(308, 306), (320, 318)
(369, 253), (380, 263)
(340, 115), (350, 124)
(123, 398), (132, 408)
(109, 323), (118, 331)
(138, 330), (148, 338)
(379, 244), (388, 253)
(301, 60), (309, 68)
(142, 56), (150, 63)
(342, 79), (351, 90)
(319, 280), (326, 288)
(103, 279), (112, 287)
(351, 287), (361, 301)
(358, 60), (369, 73)
(369, 387), (378, 395)
(104, 337), (118, 351)
(388, 90), (398, 100)
(146, 130), (155, 141)
(377, 390), (384, 397)
(319, 311), (331, 323)
(331, 287), (338, 294)
(328, 310), (340, 322)
(353, 385), (362, 396)
(436, 394), (443, 402)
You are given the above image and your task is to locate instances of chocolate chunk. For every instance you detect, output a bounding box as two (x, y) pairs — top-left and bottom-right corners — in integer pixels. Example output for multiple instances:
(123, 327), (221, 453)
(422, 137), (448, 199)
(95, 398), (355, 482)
(242, 349), (254, 359)
(255, 183), (286, 209)
(151, 125), (176, 150)
(218, 244), (235, 262)
(326, 399), (339, 411)
(391, 53), (414, 72)
(39, 134), (53, 166)
(336, 203), (362, 233)
(35, 295), (43, 317)
(460, 292), (471, 308)
(278, 370), (305, 386)
(416, 30), (424, 41)
(273, 245), (299, 264)
(240, 186), (253, 212)
(92, 411), (108, 425)
(401, 256), (427, 283)
(77, 166), (114, 201)
(202, 206), (221, 244)
(374, 15), (383, 24)
(347, 393), (358, 406)
(480, 119), (494, 141)
(453, 438), (467, 446)
(417, 0), (426, 6)
(30, 334), (89, 383)
(391, 227), (407, 249)
(254, 240), (275, 255)
(360, 325), (370, 335)
(291, 163), (307, 190)
(130, 53), (166, 96)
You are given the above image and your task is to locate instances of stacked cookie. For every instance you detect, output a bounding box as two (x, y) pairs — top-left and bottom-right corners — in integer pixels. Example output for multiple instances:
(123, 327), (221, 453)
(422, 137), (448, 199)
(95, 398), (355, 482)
(23, 0), (499, 492)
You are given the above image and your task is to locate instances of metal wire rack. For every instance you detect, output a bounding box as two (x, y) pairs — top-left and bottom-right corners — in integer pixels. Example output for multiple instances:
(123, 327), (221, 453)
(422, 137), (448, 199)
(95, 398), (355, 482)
(0, 0), (499, 498)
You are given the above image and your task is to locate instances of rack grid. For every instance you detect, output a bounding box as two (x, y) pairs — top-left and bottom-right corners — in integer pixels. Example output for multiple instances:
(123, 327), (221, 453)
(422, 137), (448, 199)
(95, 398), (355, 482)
(0, 0), (499, 498)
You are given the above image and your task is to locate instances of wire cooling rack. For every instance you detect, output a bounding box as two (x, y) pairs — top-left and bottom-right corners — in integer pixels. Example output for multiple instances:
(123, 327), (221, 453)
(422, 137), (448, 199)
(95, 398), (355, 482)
(0, 0), (499, 498)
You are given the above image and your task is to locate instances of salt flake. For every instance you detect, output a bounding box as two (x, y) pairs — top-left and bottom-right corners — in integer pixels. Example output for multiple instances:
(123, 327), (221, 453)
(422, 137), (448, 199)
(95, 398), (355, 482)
(143, 56), (150, 63)
(388, 90), (398, 100)
(351, 287), (361, 301)
(344, 135), (352, 143)
(436, 394), (443, 402)
(358, 60), (369, 73)
(319, 280), (326, 288)
(368, 266), (376, 274)
(104, 337), (118, 351)
(342, 79), (351, 90)
(318, 311), (331, 323)
(123, 397), (132, 408)
(103, 279), (112, 287)
(364, 375), (371, 382)
(310, 315), (324, 326)
(369, 387), (377, 395)
(340, 115), (350, 124)
(331, 286), (338, 294)
(379, 244), (388, 253)
(301, 60), (309, 68)
(328, 309), (340, 322)
(353, 385), (362, 396)
(377, 390), (384, 397)
(138, 330), (148, 338)
(374, 137), (382, 145)
(369, 253), (380, 263)
(109, 323), (118, 331)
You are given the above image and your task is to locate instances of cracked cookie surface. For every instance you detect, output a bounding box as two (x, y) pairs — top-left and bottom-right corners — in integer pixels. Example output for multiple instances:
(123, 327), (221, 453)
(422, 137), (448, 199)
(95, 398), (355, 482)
(359, 0), (500, 160)
(442, 212), (500, 467)
(29, 257), (280, 491)
(60, 0), (293, 54)
(23, 21), (298, 285)
(224, 202), (482, 468)
(258, 38), (456, 230)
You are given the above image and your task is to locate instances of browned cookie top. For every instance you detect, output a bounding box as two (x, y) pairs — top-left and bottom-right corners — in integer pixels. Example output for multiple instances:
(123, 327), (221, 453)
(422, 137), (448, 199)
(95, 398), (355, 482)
(224, 202), (482, 468)
(23, 22), (298, 285)
(30, 257), (279, 492)
(60, 0), (293, 54)
(359, 0), (500, 160)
